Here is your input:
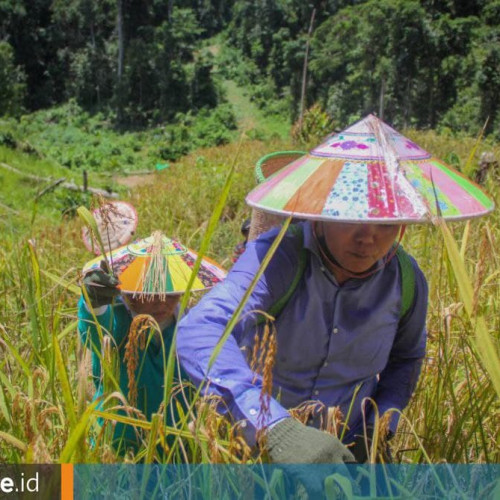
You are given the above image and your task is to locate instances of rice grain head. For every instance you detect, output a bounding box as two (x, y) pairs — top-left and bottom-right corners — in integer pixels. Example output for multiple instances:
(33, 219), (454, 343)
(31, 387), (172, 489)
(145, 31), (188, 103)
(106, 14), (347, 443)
(326, 406), (344, 438)
(125, 314), (157, 406)
(249, 321), (278, 434)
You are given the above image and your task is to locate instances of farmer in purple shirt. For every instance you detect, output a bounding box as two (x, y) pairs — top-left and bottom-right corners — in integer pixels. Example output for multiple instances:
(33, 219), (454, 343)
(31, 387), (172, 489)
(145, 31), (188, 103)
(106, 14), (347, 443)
(177, 220), (426, 464)
(176, 115), (493, 467)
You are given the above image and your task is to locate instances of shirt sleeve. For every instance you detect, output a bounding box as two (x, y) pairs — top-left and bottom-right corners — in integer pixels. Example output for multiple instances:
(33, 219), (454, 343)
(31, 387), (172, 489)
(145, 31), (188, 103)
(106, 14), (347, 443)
(368, 257), (428, 434)
(176, 229), (300, 445)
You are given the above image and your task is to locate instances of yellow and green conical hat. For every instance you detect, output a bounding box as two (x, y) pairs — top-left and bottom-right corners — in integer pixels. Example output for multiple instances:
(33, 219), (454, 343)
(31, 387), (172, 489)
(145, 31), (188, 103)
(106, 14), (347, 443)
(83, 231), (226, 297)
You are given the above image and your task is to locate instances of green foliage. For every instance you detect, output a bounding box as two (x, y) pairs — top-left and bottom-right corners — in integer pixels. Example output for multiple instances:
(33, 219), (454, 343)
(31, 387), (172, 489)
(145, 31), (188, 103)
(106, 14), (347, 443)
(0, 42), (26, 117)
(216, 44), (291, 125)
(3, 0), (499, 135)
(0, 1), (226, 126)
(291, 104), (336, 146)
(155, 104), (238, 161)
(222, 0), (500, 136)
(3, 100), (237, 172)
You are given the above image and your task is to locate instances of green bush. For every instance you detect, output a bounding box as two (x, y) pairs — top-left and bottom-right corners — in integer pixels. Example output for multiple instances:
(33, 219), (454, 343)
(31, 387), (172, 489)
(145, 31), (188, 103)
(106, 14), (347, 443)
(291, 104), (336, 146)
(0, 41), (27, 117)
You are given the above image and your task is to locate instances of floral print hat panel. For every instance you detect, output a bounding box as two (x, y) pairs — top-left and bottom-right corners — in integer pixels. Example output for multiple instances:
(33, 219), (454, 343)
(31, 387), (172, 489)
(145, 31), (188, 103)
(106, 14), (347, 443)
(246, 114), (494, 224)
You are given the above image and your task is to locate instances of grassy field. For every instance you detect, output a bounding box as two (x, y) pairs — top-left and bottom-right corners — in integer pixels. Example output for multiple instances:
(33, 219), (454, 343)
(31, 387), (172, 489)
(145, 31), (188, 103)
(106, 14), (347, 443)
(0, 113), (498, 478)
(221, 80), (290, 141)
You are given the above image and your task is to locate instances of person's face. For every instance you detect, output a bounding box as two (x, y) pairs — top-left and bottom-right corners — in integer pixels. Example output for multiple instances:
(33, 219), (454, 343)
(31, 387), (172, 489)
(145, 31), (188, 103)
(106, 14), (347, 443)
(317, 221), (401, 278)
(123, 295), (181, 323)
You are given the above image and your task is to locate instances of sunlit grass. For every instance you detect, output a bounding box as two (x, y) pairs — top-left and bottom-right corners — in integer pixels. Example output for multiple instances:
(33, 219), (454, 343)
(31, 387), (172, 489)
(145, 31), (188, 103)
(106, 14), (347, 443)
(0, 129), (498, 472)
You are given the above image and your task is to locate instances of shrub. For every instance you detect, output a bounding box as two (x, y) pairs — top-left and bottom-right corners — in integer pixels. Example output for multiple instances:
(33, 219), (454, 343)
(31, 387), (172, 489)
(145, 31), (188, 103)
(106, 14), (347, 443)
(291, 104), (336, 146)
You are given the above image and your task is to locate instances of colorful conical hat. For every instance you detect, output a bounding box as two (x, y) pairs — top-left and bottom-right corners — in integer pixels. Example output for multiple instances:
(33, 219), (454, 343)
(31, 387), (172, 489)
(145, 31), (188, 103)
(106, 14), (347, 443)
(246, 114), (494, 223)
(83, 232), (226, 297)
(82, 201), (138, 254)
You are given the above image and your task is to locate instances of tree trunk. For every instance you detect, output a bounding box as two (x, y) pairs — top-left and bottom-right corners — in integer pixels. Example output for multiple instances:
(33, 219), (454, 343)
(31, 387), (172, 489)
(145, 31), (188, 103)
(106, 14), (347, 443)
(116, 0), (125, 123)
(298, 8), (316, 133)
(168, 0), (174, 21)
(379, 76), (386, 121)
(117, 0), (124, 81)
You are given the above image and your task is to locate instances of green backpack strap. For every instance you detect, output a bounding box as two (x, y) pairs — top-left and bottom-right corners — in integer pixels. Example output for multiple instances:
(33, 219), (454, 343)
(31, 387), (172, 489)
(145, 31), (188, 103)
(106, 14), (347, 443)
(255, 226), (307, 326)
(255, 228), (415, 325)
(395, 245), (416, 320)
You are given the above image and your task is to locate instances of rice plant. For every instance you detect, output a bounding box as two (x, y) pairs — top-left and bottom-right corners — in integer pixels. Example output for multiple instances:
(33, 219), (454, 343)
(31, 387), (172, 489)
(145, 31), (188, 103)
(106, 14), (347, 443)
(0, 133), (498, 478)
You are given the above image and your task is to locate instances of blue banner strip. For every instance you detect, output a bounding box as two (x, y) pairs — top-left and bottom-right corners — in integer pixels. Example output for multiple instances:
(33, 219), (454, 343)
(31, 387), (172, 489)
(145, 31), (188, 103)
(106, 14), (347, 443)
(73, 464), (500, 499)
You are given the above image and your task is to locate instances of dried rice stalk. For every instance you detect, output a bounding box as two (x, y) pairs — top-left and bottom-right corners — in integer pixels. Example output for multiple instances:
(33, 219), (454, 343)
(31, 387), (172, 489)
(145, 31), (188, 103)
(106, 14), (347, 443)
(326, 406), (344, 437)
(136, 230), (168, 301)
(32, 434), (52, 463)
(289, 400), (327, 429)
(37, 407), (61, 434)
(374, 411), (393, 463)
(25, 404), (35, 443)
(249, 321), (277, 432)
(191, 395), (252, 463)
(125, 314), (157, 406)
(93, 196), (134, 257)
(193, 395), (226, 463)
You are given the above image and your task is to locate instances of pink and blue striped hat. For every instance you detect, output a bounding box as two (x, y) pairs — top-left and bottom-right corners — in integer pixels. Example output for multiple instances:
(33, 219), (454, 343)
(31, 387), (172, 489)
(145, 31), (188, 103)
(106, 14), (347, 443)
(246, 114), (494, 224)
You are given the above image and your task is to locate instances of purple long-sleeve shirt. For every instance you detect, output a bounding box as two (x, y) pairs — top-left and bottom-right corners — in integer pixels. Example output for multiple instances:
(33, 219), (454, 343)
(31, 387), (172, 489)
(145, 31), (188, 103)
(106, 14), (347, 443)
(177, 222), (428, 445)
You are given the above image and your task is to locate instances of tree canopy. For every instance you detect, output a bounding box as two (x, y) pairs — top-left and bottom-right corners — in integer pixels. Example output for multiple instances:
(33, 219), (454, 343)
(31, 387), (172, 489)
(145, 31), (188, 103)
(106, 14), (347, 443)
(0, 0), (499, 135)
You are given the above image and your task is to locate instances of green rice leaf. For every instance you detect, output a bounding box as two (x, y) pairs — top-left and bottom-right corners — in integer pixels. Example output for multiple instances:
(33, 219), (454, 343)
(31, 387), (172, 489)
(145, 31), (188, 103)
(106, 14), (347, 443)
(463, 118), (488, 178)
(0, 431), (28, 452)
(0, 384), (11, 425)
(77, 206), (109, 267)
(53, 331), (77, 431)
(41, 269), (81, 295)
(59, 400), (100, 463)
(1, 332), (31, 378)
(325, 473), (354, 499)
(460, 220), (470, 260)
(438, 218), (500, 398)
(145, 413), (161, 464)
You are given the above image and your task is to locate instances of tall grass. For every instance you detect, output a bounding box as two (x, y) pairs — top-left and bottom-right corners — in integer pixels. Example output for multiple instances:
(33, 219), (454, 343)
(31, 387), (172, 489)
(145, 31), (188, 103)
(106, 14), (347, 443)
(0, 133), (498, 470)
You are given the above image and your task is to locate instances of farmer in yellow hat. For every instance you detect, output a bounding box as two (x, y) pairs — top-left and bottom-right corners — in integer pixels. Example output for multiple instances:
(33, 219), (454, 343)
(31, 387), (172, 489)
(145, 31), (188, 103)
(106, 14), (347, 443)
(78, 232), (226, 455)
(176, 115), (494, 473)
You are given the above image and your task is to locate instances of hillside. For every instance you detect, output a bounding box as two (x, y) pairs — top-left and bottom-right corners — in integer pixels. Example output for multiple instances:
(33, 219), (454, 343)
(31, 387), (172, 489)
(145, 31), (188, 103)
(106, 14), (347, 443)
(0, 0), (498, 478)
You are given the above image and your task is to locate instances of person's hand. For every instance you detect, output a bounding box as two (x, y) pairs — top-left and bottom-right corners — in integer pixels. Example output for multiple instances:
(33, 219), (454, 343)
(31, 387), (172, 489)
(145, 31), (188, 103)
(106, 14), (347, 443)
(267, 418), (354, 464)
(82, 264), (120, 308)
(266, 418), (355, 497)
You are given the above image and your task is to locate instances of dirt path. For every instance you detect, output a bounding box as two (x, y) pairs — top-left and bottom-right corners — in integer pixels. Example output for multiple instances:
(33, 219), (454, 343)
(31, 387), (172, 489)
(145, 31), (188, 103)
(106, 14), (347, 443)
(114, 173), (159, 188)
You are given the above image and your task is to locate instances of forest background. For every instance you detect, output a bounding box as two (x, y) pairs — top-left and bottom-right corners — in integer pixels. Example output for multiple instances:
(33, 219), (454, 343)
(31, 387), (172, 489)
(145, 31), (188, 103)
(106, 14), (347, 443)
(0, 0), (499, 474)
